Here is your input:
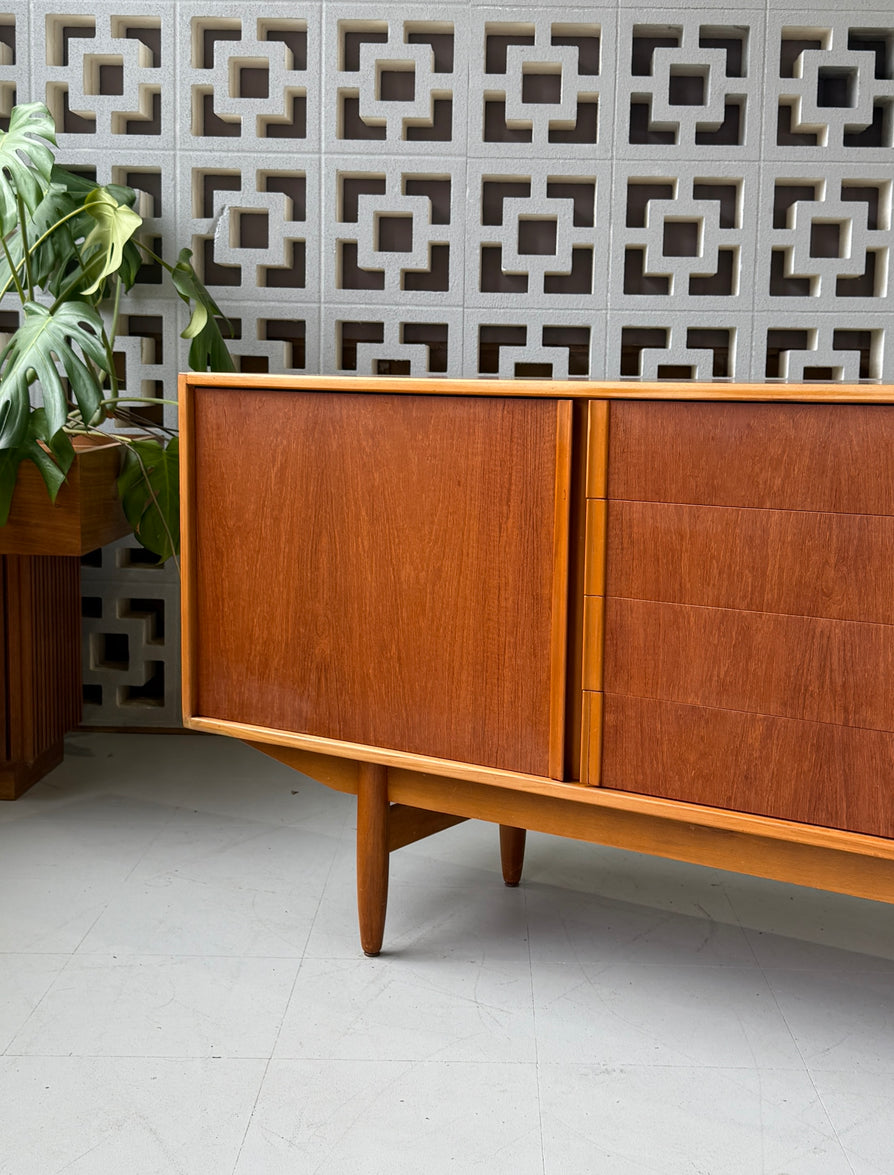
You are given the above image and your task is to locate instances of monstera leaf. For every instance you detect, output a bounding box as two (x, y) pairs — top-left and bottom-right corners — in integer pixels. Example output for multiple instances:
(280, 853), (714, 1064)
(116, 436), (180, 561)
(0, 300), (107, 448)
(170, 249), (235, 373)
(0, 102), (56, 235)
(79, 187), (142, 296)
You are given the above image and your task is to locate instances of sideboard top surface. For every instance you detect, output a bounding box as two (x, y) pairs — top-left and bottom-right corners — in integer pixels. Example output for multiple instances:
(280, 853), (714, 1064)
(179, 372), (894, 403)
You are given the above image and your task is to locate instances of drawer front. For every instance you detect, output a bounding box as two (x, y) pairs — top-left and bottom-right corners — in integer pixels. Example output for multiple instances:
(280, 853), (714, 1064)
(601, 399), (894, 834)
(607, 501), (894, 625)
(602, 694), (894, 838)
(604, 597), (894, 734)
(608, 401), (894, 513)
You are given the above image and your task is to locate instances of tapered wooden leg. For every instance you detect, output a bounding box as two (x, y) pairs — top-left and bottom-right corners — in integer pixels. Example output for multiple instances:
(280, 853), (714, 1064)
(356, 761), (390, 956)
(499, 825), (527, 887)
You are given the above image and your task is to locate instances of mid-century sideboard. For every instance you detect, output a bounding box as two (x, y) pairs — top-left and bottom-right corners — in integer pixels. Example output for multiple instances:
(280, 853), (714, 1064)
(180, 375), (894, 953)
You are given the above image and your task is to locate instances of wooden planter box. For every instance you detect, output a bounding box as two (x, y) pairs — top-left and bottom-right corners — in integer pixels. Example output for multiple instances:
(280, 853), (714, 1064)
(1, 439), (131, 798)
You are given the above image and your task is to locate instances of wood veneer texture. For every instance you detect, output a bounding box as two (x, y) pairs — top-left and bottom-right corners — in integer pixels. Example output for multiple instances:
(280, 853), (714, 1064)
(608, 401), (894, 513)
(602, 694), (894, 838)
(1, 555), (81, 798)
(191, 389), (571, 777)
(604, 598), (894, 732)
(0, 440), (127, 556)
(607, 501), (894, 625)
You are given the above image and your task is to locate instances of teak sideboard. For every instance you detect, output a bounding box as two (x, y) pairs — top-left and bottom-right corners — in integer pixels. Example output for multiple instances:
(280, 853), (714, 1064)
(180, 375), (894, 954)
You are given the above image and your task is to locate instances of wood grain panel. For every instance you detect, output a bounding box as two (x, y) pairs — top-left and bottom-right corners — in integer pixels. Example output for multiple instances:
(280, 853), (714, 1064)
(1, 555), (80, 799)
(607, 501), (894, 625)
(0, 439), (128, 556)
(604, 598), (894, 732)
(608, 402), (894, 513)
(602, 694), (894, 838)
(191, 390), (572, 778)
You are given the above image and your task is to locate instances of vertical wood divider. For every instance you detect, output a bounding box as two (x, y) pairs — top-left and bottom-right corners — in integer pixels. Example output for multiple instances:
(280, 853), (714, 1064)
(178, 375), (199, 724)
(548, 401), (574, 780)
(580, 401), (609, 784)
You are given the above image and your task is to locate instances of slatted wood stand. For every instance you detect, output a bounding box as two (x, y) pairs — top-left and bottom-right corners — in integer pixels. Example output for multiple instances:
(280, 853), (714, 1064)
(0, 441), (129, 799)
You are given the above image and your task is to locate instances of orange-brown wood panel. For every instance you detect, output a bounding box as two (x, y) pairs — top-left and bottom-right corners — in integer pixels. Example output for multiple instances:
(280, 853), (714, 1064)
(607, 501), (894, 625)
(0, 440), (128, 557)
(0, 555), (81, 799)
(604, 597), (894, 732)
(191, 390), (572, 778)
(602, 693), (894, 838)
(607, 401), (894, 513)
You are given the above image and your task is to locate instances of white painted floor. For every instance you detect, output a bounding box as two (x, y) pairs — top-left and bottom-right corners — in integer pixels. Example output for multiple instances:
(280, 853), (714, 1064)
(1, 733), (892, 1175)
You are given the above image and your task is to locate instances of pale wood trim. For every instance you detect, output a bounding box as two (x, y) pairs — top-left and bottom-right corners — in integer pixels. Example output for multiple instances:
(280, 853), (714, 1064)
(581, 597), (604, 692)
(548, 401), (574, 780)
(178, 375), (199, 725)
(584, 499), (607, 596)
(586, 400), (609, 495)
(382, 768), (894, 904)
(224, 717), (894, 863)
(180, 372), (894, 404)
(580, 691), (604, 786)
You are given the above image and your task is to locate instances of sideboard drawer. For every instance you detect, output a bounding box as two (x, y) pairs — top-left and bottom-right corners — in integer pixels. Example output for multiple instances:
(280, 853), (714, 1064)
(607, 402), (894, 513)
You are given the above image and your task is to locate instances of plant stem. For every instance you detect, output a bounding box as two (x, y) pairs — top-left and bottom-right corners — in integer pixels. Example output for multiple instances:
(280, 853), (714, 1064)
(0, 204), (87, 302)
(15, 194), (34, 300)
(0, 231), (27, 303)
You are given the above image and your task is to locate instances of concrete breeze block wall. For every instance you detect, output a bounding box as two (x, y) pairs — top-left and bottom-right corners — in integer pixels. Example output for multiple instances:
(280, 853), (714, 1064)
(0, 1), (891, 724)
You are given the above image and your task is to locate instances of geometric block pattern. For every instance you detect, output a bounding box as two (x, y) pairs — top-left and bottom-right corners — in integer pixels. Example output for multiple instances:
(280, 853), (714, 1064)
(467, 162), (606, 309)
(617, 11), (760, 158)
(767, 13), (894, 160)
(0, 0), (889, 724)
(469, 9), (612, 158)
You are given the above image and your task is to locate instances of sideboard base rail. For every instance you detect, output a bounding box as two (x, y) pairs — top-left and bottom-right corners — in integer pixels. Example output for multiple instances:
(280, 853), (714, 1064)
(247, 741), (894, 951)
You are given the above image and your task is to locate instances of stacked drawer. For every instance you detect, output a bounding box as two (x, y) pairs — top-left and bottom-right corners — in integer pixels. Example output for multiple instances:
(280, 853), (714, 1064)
(599, 401), (894, 838)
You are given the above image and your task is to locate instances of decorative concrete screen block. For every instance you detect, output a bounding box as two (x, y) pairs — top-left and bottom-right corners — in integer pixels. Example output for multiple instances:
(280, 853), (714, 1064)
(616, 12), (762, 159)
(35, 4), (176, 147)
(608, 313), (751, 382)
(467, 309), (606, 381)
(181, 5), (319, 148)
(81, 537), (181, 726)
(186, 156), (319, 301)
(467, 161), (608, 309)
(612, 165), (753, 309)
(325, 159), (465, 306)
(767, 13), (894, 161)
(0, 0), (890, 725)
(469, 9), (613, 158)
(325, 306), (464, 377)
(0, 5), (28, 119)
(757, 164), (892, 311)
(328, 8), (467, 155)
(756, 312), (891, 382)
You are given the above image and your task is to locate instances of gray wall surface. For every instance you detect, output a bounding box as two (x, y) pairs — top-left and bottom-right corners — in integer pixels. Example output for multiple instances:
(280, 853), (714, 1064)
(1, 2), (891, 724)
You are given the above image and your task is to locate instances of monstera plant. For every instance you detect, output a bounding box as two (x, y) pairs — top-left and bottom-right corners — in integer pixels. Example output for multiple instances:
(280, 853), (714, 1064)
(0, 101), (233, 562)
